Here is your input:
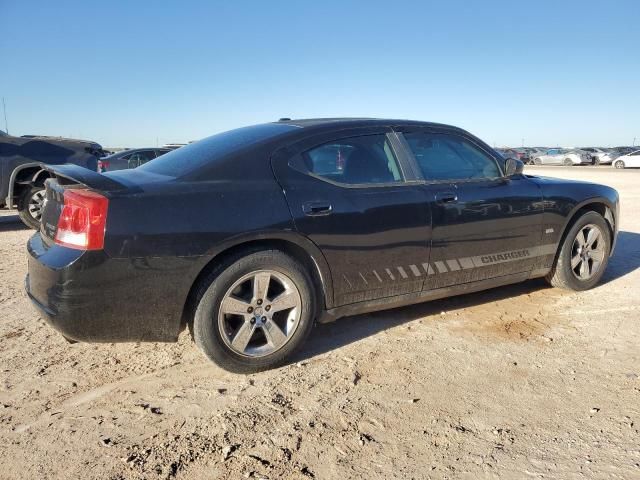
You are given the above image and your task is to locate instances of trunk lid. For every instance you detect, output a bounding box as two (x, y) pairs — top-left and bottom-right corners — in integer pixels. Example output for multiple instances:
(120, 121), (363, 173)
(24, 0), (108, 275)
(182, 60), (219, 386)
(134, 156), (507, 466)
(39, 164), (139, 243)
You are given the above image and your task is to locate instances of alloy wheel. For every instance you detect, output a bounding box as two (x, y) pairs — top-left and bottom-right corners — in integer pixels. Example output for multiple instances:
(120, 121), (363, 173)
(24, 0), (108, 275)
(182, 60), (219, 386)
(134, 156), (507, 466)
(218, 270), (302, 357)
(570, 224), (606, 281)
(28, 189), (46, 222)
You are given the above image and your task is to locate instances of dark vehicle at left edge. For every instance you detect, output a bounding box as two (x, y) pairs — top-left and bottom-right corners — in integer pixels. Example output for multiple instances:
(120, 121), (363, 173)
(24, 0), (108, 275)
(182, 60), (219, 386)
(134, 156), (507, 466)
(1, 131), (103, 228)
(25, 118), (619, 372)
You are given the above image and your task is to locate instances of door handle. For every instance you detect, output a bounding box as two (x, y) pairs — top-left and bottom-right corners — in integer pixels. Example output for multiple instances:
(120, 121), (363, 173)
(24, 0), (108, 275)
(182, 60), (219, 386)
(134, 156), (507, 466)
(435, 191), (458, 204)
(302, 201), (333, 216)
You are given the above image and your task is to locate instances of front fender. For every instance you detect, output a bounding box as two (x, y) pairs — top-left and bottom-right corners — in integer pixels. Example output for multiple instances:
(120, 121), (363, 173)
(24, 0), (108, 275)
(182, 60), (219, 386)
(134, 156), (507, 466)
(560, 196), (619, 255)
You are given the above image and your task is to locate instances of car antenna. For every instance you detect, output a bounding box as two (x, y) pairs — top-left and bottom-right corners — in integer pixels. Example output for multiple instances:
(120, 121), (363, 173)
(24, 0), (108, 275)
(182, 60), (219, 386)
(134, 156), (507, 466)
(2, 97), (8, 135)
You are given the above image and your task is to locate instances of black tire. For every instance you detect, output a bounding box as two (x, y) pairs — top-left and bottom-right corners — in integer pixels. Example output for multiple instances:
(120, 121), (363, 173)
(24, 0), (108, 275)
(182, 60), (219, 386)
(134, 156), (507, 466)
(190, 249), (316, 373)
(614, 160), (625, 169)
(545, 211), (611, 291)
(17, 185), (46, 230)
(563, 158), (573, 166)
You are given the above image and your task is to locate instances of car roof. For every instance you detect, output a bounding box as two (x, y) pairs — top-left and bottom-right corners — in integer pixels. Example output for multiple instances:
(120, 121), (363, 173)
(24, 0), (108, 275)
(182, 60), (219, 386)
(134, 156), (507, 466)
(273, 117), (466, 133)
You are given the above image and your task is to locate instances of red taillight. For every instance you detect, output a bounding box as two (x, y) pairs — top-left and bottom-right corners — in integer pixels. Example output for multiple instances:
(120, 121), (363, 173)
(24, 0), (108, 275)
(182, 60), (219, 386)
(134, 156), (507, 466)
(97, 160), (110, 172)
(54, 189), (108, 250)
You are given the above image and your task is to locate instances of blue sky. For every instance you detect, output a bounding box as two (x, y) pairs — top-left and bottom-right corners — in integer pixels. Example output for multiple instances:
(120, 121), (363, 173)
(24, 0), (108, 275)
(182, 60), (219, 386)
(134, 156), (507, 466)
(1, 0), (638, 148)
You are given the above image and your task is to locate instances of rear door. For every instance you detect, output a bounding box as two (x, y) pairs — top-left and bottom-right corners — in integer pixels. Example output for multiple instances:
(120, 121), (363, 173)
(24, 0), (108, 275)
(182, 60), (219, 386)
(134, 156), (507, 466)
(396, 128), (545, 290)
(272, 127), (432, 308)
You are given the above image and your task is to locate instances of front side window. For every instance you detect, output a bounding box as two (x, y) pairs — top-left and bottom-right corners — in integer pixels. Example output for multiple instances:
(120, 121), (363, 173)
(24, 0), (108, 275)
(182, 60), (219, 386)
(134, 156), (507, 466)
(302, 134), (403, 185)
(403, 132), (501, 181)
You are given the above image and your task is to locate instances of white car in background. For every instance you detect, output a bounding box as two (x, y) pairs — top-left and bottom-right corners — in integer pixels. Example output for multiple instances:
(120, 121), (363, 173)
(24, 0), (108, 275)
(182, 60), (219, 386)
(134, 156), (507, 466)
(532, 148), (591, 166)
(613, 150), (640, 169)
(580, 147), (617, 165)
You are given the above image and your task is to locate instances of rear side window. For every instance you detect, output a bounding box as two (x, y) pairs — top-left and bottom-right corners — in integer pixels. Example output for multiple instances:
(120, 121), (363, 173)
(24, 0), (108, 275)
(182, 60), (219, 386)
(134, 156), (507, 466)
(302, 134), (403, 185)
(404, 132), (501, 181)
(139, 123), (298, 177)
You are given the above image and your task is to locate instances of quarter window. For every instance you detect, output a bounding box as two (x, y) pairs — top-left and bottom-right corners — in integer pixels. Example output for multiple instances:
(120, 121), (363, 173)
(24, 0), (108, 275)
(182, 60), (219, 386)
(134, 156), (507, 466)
(403, 132), (501, 181)
(302, 134), (403, 185)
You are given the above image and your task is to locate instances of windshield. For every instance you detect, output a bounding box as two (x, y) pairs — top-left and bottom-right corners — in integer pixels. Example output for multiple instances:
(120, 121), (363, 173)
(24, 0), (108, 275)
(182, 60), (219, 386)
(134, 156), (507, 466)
(138, 123), (298, 177)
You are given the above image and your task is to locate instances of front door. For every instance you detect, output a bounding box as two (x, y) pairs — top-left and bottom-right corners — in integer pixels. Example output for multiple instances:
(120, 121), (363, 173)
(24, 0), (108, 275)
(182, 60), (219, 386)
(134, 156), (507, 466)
(272, 129), (432, 307)
(398, 129), (545, 290)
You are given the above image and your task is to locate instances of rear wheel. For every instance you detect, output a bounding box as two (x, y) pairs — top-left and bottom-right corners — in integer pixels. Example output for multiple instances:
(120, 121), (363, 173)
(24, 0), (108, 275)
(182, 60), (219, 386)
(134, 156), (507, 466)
(614, 160), (625, 169)
(17, 185), (46, 229)
(190, 249), (315, 373)
(563, 158), (573, 166)
(545, 211), (610, 291)
(533, 158), (542, 165)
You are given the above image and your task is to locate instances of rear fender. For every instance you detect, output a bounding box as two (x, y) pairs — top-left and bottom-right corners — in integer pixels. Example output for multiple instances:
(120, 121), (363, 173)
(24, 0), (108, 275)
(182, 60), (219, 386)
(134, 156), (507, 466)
(198, 229), (335, 310)
(5, 162), (41, 208)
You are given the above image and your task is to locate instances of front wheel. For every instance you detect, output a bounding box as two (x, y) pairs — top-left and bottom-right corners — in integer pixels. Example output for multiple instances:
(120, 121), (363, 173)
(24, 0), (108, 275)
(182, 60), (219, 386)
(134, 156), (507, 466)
(190, 249), (316, 373)
(545, 211), (610, 291)
(17, 185), (46, 229)
(614, 160), (625, 169)
(563, 158), (573, 166)
(533, 158), (542, 165)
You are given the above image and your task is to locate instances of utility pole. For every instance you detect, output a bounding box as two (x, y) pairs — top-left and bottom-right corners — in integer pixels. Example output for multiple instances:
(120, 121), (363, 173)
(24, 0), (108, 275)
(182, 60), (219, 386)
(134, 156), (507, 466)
(634, 137), (637, 147)
(521, 138), (524, 147)
(2, 97), (8, 135)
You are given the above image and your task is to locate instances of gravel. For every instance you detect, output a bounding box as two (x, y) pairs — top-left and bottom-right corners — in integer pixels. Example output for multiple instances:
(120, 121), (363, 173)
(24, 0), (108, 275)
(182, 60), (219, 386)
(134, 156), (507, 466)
(0, 166), (639, 479)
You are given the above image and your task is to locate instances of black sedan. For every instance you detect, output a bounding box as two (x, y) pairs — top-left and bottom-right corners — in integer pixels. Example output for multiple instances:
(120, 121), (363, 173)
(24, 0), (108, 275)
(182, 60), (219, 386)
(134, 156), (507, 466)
(26, 119), (619, 372)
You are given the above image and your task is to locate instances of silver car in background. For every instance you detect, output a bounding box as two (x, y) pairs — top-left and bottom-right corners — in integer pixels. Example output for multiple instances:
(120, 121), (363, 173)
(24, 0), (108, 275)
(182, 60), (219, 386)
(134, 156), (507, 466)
(532, 148), (591, 166)
(580, 147), (617, 165)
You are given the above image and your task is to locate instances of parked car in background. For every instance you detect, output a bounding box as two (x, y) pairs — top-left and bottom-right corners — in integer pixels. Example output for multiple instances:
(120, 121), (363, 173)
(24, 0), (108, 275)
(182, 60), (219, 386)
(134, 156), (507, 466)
(612, 149), (640, 169)
(497, 148), (528, 162)
(611, 146), (635, 158)
(97, 148), (171, 172)
(580, 147), (616, 165)
(1, 133), (103, 228)
(532, 148), (591, 166)
(524, 148), (547, 164)
(26, 118), (619, 372)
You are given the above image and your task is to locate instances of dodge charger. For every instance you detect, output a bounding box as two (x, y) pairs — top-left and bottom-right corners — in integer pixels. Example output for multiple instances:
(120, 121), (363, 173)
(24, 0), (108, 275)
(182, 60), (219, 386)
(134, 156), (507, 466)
(25, 119), (619, 372)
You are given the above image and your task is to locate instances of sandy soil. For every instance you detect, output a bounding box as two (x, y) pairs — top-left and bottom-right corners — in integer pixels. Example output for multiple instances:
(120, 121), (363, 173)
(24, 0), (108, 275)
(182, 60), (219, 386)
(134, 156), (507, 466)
(0, 166), (638, 479)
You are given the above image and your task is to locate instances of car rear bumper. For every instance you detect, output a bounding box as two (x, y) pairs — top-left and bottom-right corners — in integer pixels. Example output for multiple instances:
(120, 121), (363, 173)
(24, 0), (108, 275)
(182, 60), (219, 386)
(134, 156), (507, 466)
(25, 232), (193, 343)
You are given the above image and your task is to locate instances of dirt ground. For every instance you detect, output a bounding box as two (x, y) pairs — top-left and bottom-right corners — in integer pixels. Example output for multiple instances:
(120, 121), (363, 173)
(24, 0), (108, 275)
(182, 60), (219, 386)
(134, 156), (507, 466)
(0, 166), (638, 480)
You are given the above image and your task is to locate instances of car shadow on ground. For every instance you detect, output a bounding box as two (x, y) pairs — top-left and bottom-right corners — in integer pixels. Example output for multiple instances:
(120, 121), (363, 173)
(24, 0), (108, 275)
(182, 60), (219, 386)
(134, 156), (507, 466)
(601, 230), (640, 284)
(0, 214), (30, 232)
(293, 230), (640, 364)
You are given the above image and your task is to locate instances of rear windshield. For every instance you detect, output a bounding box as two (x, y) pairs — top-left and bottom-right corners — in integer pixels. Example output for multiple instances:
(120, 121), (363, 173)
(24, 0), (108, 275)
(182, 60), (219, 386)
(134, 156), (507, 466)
(138, 123), (298, 177)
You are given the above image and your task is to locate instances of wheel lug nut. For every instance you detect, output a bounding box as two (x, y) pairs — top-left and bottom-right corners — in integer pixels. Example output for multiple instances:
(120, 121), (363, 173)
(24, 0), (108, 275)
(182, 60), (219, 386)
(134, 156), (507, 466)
(261, 316), (267, 322)
(250, 318), (256, 324)
(247, 306), (253, 313)
(257, 299), (263, 305)
(265, 305), (271, 312)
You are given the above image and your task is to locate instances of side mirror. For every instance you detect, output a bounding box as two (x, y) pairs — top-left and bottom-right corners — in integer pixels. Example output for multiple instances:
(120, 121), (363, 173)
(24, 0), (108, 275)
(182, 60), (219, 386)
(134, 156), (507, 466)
(505, 157), (524, 176)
